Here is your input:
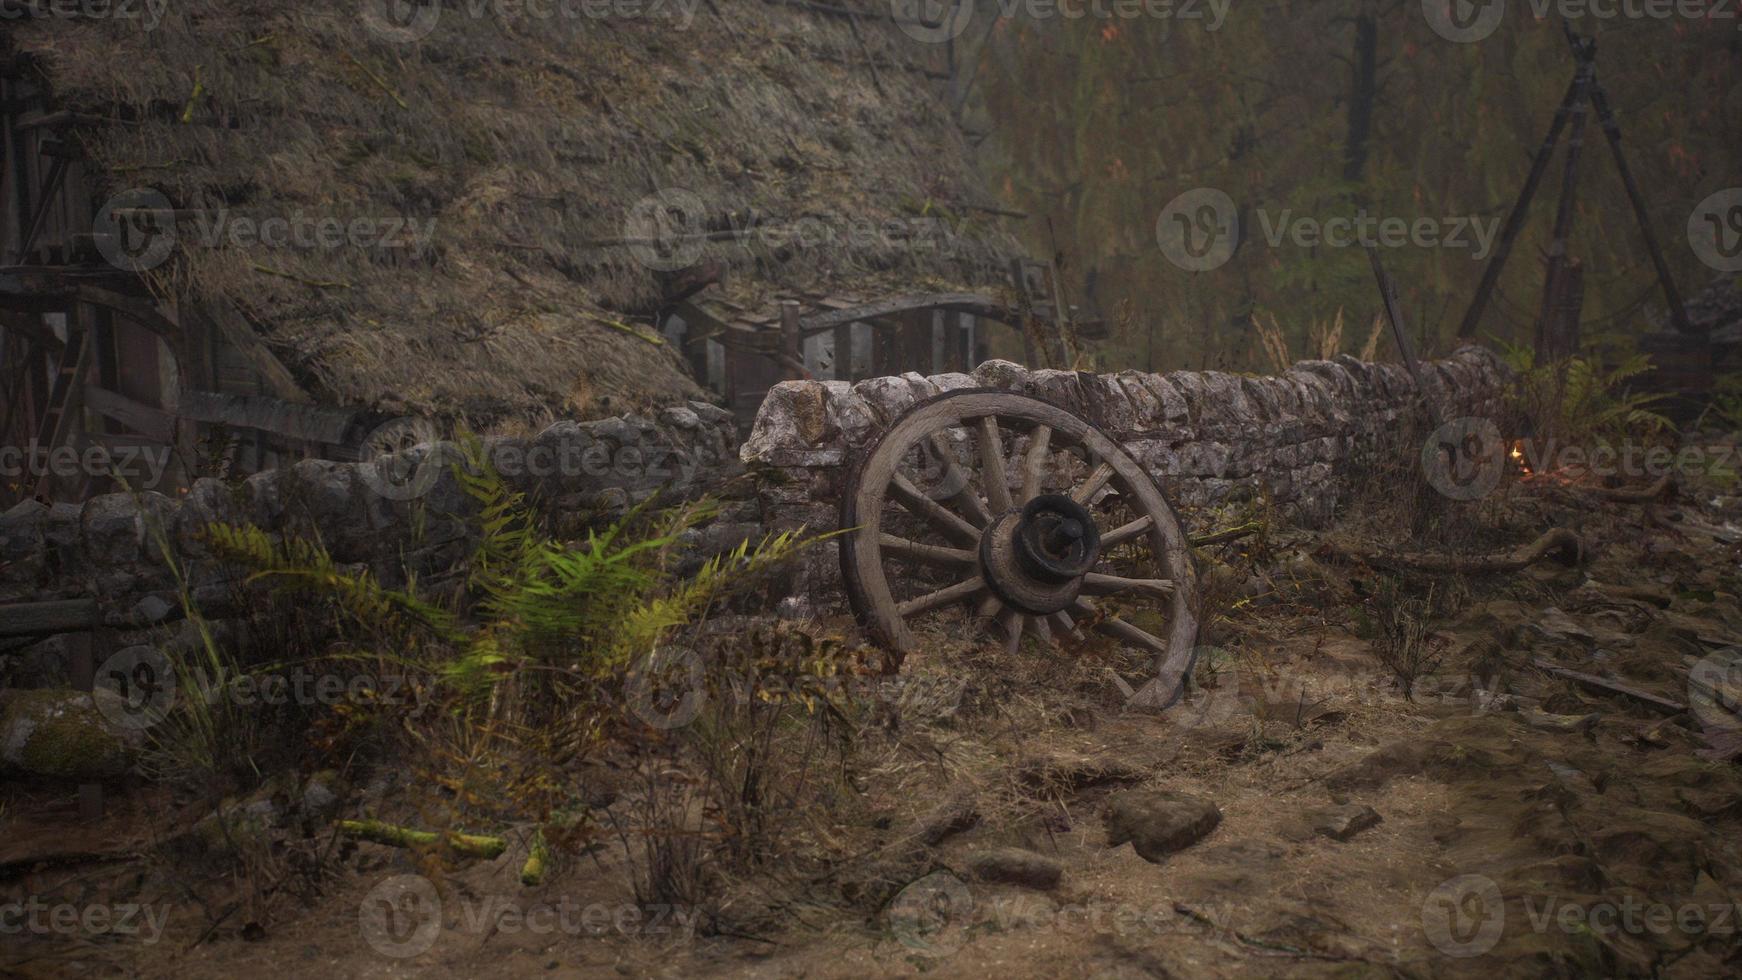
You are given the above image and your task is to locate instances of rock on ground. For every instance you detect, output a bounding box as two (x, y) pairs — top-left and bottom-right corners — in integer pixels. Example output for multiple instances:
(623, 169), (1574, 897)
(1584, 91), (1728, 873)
(1104, 789), (1222, 863)
(964, 847), (1063, 890)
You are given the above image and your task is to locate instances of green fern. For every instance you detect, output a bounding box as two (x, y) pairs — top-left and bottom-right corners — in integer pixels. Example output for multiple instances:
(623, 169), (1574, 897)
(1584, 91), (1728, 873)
(210, 441), (820, 705)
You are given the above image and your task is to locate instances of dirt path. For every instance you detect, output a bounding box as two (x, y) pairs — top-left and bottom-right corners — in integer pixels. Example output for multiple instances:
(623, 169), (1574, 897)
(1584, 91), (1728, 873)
(7, 483), (1742, 979)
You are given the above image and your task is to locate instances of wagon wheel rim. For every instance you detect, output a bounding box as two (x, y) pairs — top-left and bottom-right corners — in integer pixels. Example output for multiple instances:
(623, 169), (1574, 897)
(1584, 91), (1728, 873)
(840, 389), (1200, 708)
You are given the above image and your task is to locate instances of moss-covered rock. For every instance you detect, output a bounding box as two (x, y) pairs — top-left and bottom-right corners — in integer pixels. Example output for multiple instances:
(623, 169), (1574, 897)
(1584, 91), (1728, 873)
(0, 689), (137, 780)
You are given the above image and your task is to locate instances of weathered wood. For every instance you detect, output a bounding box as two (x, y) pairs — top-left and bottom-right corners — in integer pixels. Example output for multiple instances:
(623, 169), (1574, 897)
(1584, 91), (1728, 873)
(83, 386), (176, 443)
(179, 390), (356, 446)
(1323, 527), (1585, 574)
(1533, 658), (1687, 715)
(0, 599), (100, 637)
(197, 303), (311, 404)
(779, 301), (804, 381)
(839, 389), (1199, 706)
(798, 293), (1030, 338)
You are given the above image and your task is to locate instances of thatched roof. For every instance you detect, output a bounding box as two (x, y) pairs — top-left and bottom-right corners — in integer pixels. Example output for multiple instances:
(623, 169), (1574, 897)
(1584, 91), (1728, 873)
(8, 0), (1022, 427)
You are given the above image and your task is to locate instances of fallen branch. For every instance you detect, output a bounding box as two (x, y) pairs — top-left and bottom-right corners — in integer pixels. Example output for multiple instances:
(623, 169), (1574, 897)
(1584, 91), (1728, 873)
(1532, 658), (1687, 715)
(1531, 472), (1674, 503)
(338, 819), (506, 859)
(1191, 521), (1264, 548)
(1592, 474), (1674, 502)
(1322, 528), (1585, 575)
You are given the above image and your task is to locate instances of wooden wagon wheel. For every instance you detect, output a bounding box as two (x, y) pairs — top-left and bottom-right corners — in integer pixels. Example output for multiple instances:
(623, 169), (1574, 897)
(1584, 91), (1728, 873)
(840, 389), (1200, 708)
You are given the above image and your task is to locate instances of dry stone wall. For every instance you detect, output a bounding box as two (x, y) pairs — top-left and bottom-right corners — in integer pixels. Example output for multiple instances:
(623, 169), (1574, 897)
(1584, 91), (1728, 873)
(0, 402), (741, 688)
(740, 347), (1511, 612)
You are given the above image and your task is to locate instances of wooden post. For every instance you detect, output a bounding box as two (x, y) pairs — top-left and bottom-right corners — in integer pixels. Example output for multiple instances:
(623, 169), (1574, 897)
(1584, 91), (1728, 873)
(1534, 58), (1591, 364)
(1458, 73), (1583, 340)
(1589, 83), (1694, 336)
(778, 300), (803, 380)
(833, 323), (854, 381)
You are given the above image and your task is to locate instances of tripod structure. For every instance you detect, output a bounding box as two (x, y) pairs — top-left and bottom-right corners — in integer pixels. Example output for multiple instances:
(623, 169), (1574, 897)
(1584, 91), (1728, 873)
(1457, 24), (1696, 352)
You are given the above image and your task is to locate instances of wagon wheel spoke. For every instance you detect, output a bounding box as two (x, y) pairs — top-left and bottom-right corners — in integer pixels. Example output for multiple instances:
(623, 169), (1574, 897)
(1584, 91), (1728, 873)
(1102, 514), (1154, 549)
(1020, 424), (1053, 503)
(890, 473), (980, 544)
(1080, 572), (1175, 601)
(879, 534), (977, 569)
(998, 607), (1025, 654)
(1071, 599), (1167, 654)
(898, 576), (987, 618)
(1047, 610), (1083, 641)
(1071, 461), (1116, 504)
(927, 432), (993, 527)
(1031, 614), (1053, 646)
(977, 416), (1013, 513)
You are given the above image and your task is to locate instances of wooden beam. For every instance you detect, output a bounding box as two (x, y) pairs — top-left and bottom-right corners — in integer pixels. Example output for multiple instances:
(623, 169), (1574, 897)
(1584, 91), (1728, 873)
(0, 598), (99, 637)
(797, 292), (1029, 338)
(83, 386), (176, 443)
(177, 390), (357, 445)
(198, 302), (311, 404)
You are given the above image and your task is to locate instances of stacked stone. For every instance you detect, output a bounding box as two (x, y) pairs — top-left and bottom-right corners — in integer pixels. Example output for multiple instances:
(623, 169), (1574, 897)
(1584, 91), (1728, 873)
(740, 347), (1510, 609)
(0, 402), (740, 683)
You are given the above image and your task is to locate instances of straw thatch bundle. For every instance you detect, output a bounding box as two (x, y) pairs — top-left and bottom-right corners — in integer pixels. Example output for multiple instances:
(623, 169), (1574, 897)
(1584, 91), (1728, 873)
(8, 0), (1021, 427)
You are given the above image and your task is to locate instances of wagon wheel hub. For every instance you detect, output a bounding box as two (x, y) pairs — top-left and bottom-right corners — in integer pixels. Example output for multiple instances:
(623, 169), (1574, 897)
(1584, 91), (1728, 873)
(978, 494), (1102, 615)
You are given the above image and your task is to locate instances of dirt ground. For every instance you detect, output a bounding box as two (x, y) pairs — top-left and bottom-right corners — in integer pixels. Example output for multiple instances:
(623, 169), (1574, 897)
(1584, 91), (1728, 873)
(6, 469), (1742, 979)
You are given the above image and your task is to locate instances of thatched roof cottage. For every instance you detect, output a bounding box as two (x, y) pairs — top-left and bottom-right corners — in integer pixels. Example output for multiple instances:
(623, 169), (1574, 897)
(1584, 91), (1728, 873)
(1, 0), (1033, 499)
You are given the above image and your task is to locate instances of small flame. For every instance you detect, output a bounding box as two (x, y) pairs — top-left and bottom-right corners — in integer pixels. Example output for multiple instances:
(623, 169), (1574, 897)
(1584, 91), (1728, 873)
(1510, 441), (1531, 475)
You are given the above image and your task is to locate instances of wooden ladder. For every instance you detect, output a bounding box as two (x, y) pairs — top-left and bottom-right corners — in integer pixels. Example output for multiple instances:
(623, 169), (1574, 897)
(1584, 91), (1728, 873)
(32, 322), (91, 499)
